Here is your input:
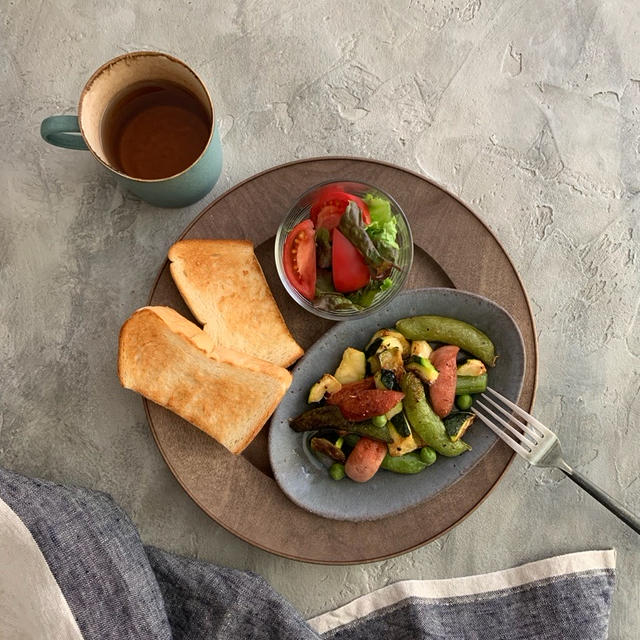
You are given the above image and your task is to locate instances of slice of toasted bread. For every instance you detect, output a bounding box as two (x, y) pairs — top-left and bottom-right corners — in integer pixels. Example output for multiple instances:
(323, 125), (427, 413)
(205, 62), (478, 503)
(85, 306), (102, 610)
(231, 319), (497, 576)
(168, 239), (303, 368)
(118, 306), (292, 454)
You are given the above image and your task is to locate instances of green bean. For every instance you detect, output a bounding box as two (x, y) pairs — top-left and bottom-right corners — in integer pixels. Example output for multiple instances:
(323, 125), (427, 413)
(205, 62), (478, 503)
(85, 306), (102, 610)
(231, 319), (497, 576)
(338, 202), (394, 278)
(419, 446), (437, 466)
(395, 316), (496, 366)
(347, 421), (393, 442)
(400, 372), (471, 457)
(380, 452), (426, 474)
(455, 374), (488, 396)
(456, 394), (473, 410)
(329, 463), (346, 481)
(343, 433), (360, 448)
(289, 405), (392, 442)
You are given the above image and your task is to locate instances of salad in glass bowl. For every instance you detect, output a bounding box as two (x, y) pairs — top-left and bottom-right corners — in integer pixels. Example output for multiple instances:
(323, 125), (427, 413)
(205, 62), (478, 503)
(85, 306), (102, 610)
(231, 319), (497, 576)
(275, 180), (413, 320)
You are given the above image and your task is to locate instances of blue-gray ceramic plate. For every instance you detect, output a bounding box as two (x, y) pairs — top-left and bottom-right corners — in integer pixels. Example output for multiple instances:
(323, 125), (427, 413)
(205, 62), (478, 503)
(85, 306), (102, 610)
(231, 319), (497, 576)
(268, 288), (526, 521)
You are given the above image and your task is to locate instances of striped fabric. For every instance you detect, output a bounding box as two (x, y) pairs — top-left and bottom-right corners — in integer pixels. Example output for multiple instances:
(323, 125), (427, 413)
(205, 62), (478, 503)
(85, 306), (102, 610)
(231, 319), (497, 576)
(0, 467), (616, 640)
(308, 550), (616, 638)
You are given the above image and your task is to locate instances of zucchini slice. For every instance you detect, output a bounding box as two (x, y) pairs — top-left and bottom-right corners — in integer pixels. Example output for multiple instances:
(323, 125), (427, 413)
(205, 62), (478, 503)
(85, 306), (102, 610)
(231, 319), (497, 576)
(387, 419), (419, 456)
(457, 359), (487, 377)
(307, 374), (342, 403)
(376, 336), (404, 354)
(406, 355), (439, 384)
(378, 347), (404, 381)
(374, 369), (397, 390)
(334, 347), (366, 383)
(364, 337), (383, 359)
(391, 410), (411, 437)
(443, 412), (475, 441)
(367, 355), (381, 375)
(410, 340), (432, 359)
(366, 329), (411, 357)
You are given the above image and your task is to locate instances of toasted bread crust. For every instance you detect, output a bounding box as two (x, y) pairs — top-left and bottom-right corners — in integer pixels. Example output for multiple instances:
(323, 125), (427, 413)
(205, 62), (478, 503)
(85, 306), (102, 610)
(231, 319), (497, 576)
(118, 306), (291, 453)
(168, 239), (303, 368)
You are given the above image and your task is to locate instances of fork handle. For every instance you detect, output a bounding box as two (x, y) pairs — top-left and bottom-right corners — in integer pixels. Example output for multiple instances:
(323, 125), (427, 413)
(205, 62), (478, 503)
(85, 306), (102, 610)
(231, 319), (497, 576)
(561, 467), (640, 534)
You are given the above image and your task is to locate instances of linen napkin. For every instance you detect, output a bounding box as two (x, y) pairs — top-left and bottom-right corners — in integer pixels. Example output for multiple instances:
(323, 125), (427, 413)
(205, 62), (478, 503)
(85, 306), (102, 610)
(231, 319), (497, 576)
(0, 466), (615, 639)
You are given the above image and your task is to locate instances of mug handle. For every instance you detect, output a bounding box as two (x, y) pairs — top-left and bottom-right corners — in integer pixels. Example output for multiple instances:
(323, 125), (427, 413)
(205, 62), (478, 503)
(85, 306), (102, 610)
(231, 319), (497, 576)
(40, 115), (89, 150)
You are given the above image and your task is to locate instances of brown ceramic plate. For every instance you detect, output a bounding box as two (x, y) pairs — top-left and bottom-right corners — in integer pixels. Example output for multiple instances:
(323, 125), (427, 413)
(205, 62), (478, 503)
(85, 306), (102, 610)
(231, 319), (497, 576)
(145, 156), (538, 564)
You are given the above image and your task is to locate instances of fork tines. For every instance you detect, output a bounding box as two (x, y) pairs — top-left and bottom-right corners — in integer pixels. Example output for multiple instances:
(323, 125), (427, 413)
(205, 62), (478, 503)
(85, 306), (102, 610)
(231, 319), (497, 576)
(471, 387), (550, 458)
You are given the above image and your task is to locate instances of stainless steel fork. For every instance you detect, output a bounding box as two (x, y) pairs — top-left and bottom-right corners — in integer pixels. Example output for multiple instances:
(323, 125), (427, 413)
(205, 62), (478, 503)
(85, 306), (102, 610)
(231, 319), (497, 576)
(472, 387), (640, 535)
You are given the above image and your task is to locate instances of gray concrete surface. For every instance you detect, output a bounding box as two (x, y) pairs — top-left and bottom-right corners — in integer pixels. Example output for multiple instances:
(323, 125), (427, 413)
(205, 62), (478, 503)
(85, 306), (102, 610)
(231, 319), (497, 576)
(1, 0), (639, 636)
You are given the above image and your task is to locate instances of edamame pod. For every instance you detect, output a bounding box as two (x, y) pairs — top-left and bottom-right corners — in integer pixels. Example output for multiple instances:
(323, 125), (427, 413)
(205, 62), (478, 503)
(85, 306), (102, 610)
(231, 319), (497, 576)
(395, 316), (496, 366)
(400, 372), (471, 457)
(380, 452), (427, 474)
(455, 374), (488, 396)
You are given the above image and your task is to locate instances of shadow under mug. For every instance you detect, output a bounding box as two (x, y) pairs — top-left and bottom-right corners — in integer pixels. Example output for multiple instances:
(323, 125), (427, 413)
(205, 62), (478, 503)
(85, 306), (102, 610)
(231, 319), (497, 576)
(40, 51), (222, 208)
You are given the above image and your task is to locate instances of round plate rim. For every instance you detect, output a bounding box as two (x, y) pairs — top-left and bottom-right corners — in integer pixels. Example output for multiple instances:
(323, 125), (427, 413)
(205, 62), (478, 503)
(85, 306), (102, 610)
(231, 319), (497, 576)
(144, 155), (539, 564)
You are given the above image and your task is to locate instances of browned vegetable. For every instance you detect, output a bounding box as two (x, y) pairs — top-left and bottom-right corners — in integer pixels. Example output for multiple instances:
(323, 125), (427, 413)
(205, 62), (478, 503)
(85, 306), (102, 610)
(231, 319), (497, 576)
(310, 437), (346, 463)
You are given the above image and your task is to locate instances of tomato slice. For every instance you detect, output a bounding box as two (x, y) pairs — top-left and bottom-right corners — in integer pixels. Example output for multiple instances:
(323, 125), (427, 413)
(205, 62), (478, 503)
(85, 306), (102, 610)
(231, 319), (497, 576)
(310, 188), (349, 224)
(315, 206), (343, 231)
(347, 194), (371, 224)
(332, 229), (371, 293)
(283, 220), (316, 300)
(310, 188), (371, 226)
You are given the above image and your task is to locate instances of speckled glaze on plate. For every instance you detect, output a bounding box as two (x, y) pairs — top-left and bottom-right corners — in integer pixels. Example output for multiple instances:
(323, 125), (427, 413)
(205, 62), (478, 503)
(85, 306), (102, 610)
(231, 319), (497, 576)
(269, 288), (526, 522)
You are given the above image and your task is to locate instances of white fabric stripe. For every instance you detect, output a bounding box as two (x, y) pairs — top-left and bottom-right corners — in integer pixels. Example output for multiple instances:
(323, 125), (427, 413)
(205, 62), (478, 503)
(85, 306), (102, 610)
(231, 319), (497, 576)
(307, 549), (616, 635)
(0, 495), (85, 640)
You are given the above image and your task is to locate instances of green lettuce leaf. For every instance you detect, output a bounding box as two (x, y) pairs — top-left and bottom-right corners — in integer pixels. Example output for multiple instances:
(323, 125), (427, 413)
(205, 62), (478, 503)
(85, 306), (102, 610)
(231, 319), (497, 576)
(348, 277), (393, 308)
(364, 194), (399, 261)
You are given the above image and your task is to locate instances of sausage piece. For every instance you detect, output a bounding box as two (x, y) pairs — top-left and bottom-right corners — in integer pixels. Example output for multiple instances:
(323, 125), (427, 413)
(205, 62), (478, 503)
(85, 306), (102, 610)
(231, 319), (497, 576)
(344, 437), (388, 483)
(428, 345), (459, 418)
(336, 390), (404, 422)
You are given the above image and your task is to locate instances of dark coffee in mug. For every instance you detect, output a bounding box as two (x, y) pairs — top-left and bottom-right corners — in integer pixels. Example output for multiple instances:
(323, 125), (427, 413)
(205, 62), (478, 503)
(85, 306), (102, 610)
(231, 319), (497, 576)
(101, 80), (211, 180)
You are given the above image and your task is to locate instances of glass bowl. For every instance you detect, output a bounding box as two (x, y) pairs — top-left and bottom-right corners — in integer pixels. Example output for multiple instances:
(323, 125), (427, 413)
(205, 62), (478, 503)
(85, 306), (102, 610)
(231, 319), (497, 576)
(274, 180), (414, 321)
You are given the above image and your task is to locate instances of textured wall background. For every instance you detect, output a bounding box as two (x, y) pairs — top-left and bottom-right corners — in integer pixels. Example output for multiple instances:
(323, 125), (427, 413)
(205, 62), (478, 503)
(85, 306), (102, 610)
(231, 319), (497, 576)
(1, 0), (639, 637)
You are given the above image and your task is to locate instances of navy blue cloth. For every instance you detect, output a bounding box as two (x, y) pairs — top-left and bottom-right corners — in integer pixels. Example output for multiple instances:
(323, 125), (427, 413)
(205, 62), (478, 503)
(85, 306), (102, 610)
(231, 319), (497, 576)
(146, 546), (316, 639)
(0, 467), (616, 639)
(0, 467), (316, 639)
(0, 468), (172, 639)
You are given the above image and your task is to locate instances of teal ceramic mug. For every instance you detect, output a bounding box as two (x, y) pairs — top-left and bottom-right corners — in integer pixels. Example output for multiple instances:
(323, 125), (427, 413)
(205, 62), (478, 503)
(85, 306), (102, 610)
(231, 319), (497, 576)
(40, 51), (222, 208)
